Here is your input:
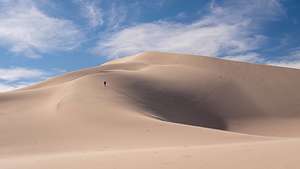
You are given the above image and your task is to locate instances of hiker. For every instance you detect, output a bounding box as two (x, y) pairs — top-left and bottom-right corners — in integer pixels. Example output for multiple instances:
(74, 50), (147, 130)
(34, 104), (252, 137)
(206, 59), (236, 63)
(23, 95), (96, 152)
(104, 81), (107, 87)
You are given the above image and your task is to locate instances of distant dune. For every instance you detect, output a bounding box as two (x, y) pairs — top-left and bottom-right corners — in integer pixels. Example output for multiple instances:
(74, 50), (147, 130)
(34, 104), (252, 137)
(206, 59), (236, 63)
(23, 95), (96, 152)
(1, 52), (300, 169)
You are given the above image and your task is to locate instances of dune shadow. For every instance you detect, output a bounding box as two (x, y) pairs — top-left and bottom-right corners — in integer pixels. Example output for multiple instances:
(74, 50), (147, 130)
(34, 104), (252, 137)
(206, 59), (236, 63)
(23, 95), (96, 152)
(122, 81), (228, 130)
(116, 73), (265, 132)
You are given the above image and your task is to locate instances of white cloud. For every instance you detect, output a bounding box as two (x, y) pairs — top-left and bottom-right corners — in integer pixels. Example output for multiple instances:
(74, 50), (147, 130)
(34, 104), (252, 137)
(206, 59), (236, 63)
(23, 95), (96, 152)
(266, 48), (300, 69)
(0, 67), (47, 92)
(0, 83), (18, 92)
(104, 2), (128, 30)
(222, 53), (300, 70)
(76, 0), (103, 28)
(95, 21), (262, 58)
(222, 53), (264, 63)
(0, 0), (83, 58)
(222, 48), (300, 69)
(94, 0), (283, 59)
(0, 67), (46, 82)
(0, 83), (31, 92)
(267, 61), (300, 69)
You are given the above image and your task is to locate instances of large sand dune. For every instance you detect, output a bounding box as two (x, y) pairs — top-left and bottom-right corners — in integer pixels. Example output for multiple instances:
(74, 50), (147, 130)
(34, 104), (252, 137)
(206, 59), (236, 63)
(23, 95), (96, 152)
(1, 52), (300, 169)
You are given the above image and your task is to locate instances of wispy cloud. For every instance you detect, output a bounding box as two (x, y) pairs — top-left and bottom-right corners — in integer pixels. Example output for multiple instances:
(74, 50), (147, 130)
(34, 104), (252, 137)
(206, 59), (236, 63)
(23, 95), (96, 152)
(266, 47), (300, 69)
(105, 2), (128, 30)
(222, 53), (264, 63)
(0, 67), (46, 82)
(267, 60), (300, 69)
(76, 0), (103, 28)
(0, 83), (19, 92)
(223, 47), (300, 69)
(0, 0), (83, 58)
(0, 67), (47, 92)
(0, 82), (33, 92)
(94, 0), (283, 59)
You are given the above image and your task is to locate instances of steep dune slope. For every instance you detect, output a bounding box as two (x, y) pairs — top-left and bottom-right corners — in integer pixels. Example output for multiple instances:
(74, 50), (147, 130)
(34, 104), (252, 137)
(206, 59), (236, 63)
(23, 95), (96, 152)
(107, 52), (300, 136)
(1, 52), (300, 169)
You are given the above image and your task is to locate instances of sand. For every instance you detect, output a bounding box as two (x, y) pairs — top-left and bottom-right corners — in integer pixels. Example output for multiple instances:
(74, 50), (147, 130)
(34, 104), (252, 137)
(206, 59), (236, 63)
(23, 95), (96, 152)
(1, 51), (300, 168)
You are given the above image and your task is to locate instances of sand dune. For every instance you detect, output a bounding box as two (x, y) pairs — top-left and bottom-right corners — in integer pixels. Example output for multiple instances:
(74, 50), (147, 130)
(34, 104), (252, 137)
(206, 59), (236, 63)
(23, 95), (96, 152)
(1, 52), (300, 168)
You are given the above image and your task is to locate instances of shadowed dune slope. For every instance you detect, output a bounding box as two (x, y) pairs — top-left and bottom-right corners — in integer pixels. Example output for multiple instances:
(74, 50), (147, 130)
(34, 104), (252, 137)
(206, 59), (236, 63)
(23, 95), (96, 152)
(1, 52), (300, 169)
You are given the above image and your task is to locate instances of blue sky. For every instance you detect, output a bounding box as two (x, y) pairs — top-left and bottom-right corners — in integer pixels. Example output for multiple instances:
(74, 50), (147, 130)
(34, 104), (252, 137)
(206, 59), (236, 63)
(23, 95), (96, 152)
(0, 0), (300, 91)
